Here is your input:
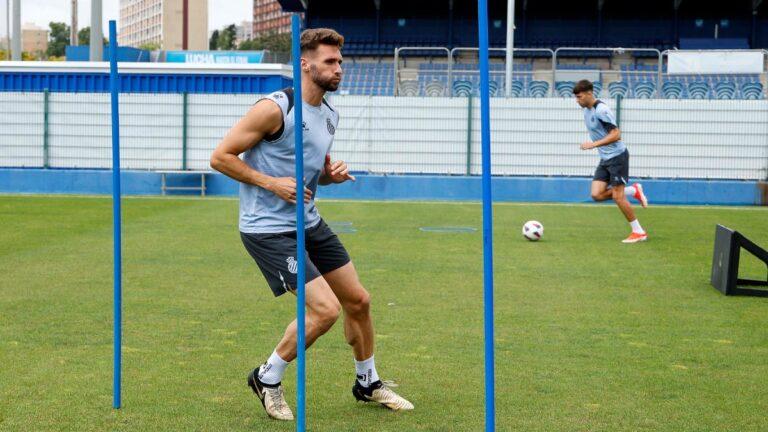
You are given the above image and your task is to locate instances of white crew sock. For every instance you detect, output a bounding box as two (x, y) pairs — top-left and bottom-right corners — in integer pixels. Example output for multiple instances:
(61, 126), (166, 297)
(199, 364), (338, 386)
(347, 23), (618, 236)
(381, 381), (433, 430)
(629, 219), (645, 234)
(625, 186), (637, 197)
(355, 355), (380, 388)
(259, 350), (289, 385)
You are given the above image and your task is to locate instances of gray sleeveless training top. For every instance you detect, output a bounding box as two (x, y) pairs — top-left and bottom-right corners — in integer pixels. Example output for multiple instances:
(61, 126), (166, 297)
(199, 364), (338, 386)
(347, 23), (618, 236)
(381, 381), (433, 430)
(239, 88), (339, 233)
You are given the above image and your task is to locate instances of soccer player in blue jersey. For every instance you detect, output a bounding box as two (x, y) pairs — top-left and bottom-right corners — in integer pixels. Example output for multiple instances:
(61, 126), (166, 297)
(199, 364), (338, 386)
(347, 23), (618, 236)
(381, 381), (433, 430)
(573, 79), (649, 243)
(210, 28), (413, 421)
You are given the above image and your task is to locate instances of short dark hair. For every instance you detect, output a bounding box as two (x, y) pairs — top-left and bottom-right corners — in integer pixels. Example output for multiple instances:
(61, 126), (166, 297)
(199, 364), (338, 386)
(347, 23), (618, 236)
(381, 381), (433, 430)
(300, 28), (344, 53)
(572, 80), (593, 94)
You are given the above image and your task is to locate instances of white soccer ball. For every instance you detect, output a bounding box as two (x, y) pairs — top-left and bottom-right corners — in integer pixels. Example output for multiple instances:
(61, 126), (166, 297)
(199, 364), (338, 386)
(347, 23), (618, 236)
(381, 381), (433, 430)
(522, 220), (544, 241)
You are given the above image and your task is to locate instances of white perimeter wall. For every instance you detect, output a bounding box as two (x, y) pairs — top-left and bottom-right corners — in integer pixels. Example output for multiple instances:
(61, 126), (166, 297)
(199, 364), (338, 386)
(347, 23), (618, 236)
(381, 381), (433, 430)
(1, 93), (766, 180)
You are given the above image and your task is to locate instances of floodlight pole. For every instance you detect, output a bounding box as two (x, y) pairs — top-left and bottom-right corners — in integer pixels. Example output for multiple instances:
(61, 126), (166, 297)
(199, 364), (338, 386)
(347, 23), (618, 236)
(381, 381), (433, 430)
(90, 0), (102, 61)
(11, 0), (19, 60)
(71, 0), (78, 46)
(5, 0), (10, 58)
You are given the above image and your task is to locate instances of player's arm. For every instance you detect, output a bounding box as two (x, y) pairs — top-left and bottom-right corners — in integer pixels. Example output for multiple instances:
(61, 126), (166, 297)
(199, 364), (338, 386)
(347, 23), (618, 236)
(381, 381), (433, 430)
(581, 106), (621, 150)
(210, 100), (311, 204)
(589, 127), (621, 148)
(319, 154), (356, 185)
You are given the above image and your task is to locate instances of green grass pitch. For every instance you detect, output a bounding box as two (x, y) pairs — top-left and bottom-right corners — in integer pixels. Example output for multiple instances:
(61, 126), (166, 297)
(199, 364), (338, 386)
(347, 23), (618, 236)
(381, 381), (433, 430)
(1, 195), (767, 431)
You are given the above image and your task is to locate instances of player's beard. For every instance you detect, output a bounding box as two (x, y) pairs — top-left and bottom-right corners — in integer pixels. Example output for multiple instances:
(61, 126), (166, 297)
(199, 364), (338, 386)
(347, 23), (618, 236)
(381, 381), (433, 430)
(310, 65), (340, 92)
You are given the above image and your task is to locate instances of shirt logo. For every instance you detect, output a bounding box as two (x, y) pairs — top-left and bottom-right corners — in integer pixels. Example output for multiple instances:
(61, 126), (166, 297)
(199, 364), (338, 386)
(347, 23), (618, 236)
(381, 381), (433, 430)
(302, 121), (309, 131)
(326, 118), (335, 135)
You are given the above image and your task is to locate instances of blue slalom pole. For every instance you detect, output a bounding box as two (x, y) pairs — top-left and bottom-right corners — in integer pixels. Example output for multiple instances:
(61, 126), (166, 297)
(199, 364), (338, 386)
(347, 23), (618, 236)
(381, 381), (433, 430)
(291, 14), (306, 432)
(477, 1), (496, 430)
(108, 20), (123, 410)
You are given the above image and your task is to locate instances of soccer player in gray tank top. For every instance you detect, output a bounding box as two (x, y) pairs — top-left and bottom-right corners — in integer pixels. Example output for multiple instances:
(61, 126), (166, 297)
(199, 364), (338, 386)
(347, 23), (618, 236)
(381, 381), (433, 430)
(574, 79), (650, 243)
(210, 28), (413, 421)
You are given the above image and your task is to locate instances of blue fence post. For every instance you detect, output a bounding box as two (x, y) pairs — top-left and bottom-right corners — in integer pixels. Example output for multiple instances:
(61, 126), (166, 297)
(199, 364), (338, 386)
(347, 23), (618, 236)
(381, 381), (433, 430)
(108, 20), (123, 410)
(477, 1), (496, 430)
(291, 14), (307, 432)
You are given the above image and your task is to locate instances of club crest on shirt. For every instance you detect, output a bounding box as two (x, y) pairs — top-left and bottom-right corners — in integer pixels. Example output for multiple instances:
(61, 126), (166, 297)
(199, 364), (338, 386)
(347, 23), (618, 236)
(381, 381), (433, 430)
(326, 118), (335, 135)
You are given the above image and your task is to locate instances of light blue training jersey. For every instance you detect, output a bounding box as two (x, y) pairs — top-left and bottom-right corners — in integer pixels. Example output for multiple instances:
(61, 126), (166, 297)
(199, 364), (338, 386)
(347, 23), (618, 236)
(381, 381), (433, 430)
(583, 100), (626, 160)
(239, 88), (340, 234)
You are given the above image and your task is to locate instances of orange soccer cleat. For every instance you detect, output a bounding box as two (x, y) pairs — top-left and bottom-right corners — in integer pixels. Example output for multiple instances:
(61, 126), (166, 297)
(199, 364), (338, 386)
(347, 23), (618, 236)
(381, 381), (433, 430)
(622, 232), (648, 243)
